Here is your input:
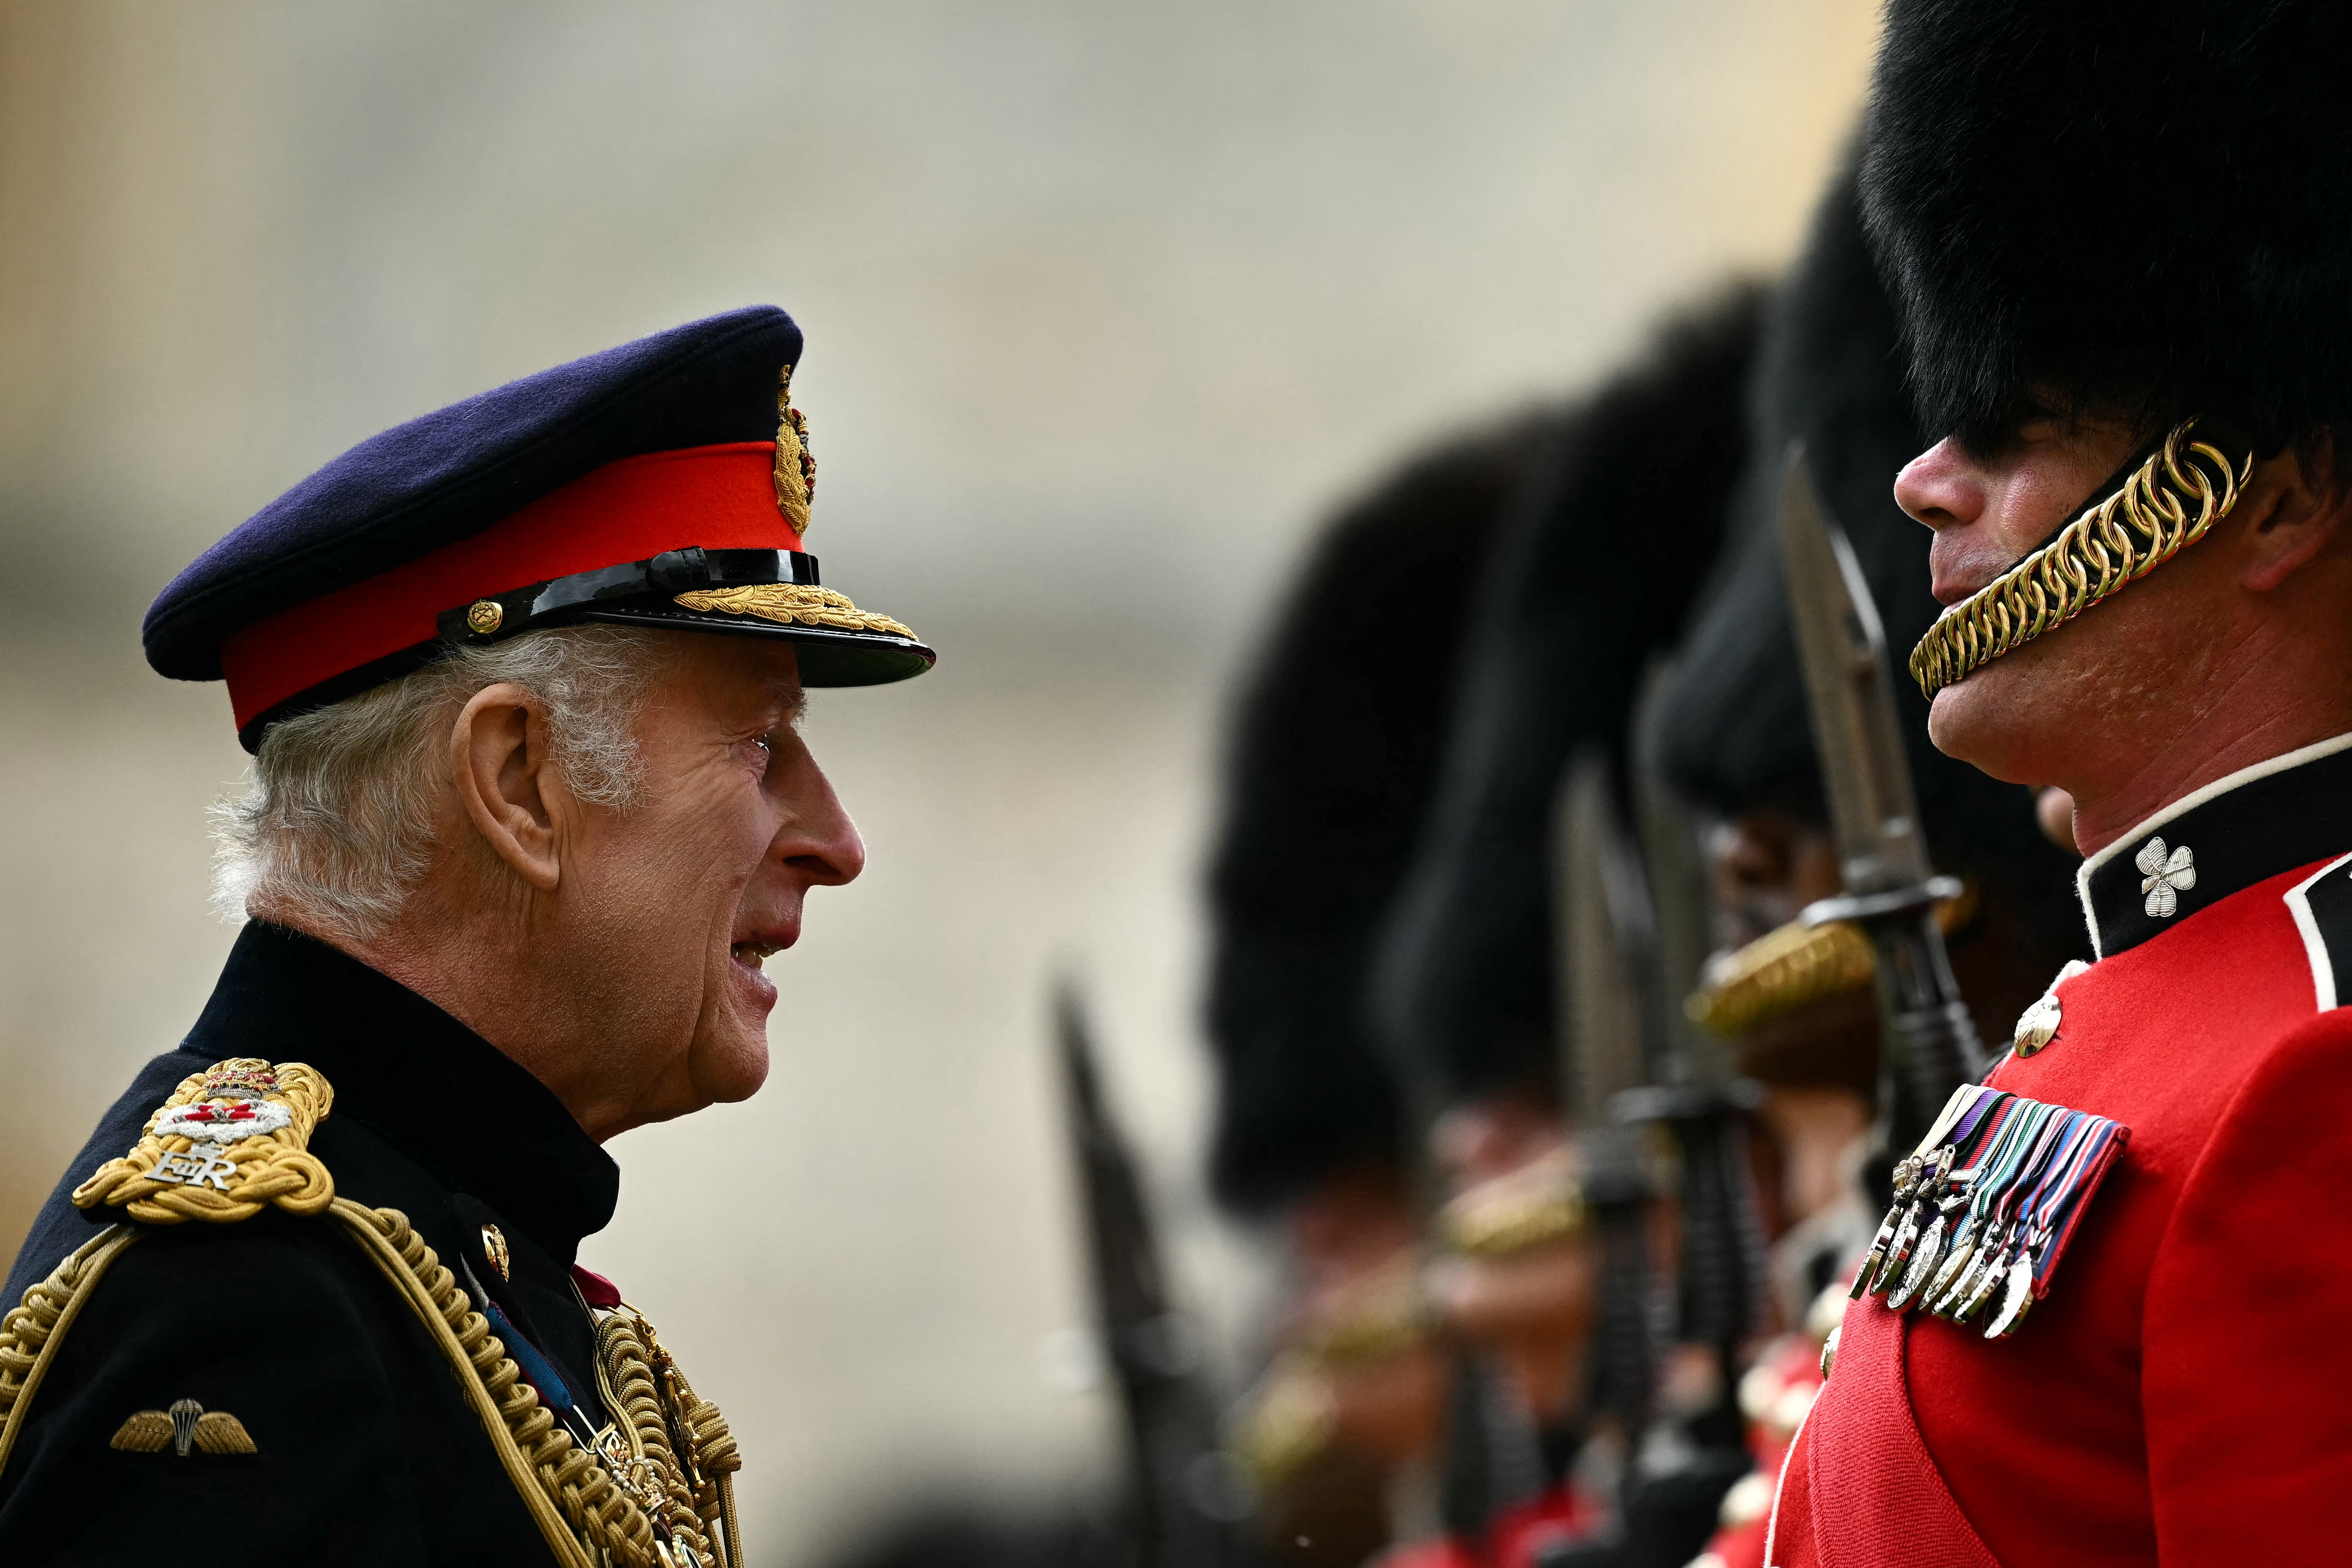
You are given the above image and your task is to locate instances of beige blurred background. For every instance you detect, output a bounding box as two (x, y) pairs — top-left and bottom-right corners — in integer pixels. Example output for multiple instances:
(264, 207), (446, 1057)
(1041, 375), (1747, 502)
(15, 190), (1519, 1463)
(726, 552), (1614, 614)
(0, 1), (1877, 1561)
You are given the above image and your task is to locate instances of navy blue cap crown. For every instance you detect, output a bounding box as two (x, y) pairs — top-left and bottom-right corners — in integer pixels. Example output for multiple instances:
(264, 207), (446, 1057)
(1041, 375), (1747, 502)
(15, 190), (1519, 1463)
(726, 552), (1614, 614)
(144, 305), (933, 748)
(146, 306), (800, 682)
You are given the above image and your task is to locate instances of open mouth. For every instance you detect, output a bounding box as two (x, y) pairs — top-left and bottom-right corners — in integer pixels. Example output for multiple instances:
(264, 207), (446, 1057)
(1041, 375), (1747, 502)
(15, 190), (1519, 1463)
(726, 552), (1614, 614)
(730, 940), (782, 970)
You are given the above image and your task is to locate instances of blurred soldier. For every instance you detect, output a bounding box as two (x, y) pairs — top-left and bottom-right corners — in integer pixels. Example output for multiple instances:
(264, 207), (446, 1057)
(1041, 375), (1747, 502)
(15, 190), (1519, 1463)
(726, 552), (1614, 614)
(0, 308), (928, 1566)
(1209, 411), (1554, 1568)
(1367, 288), (1765, 1568)
(1770, 3), (2352, 1559)
(1650, 159), (2083, 1568)
(1657, 158), (2083, 1312)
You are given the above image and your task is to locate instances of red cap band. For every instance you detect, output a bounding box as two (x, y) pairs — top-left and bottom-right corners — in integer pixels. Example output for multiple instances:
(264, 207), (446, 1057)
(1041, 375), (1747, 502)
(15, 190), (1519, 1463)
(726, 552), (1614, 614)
(221, 441), (800, 730)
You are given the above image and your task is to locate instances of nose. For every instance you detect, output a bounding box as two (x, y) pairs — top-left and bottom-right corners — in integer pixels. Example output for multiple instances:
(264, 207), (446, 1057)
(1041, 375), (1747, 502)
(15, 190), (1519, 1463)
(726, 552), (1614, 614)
(773, 747), (866, 887)
(1894, 436), (1988, 533)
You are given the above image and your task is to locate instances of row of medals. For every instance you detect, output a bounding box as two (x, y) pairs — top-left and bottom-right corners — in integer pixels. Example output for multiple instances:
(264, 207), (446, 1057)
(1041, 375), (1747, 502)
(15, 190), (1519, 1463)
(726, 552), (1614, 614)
(1848, 1088), (2119, 1341)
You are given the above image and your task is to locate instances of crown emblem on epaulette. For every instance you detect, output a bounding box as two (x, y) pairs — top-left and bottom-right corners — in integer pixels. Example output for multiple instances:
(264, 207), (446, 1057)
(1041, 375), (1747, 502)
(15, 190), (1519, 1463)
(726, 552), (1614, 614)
(73, 1058), (336, 1227)
(198, 1062), (279, 1100)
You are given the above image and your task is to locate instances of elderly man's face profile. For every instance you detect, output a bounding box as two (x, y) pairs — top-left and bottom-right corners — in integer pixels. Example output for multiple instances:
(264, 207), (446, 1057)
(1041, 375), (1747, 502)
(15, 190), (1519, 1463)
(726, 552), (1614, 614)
(443, 634), (865, 1139)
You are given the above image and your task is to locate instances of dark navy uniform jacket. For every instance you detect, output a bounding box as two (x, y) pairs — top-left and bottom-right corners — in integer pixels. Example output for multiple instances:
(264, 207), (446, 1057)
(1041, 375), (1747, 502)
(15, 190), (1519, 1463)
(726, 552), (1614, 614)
(0, 922), (618, 1566)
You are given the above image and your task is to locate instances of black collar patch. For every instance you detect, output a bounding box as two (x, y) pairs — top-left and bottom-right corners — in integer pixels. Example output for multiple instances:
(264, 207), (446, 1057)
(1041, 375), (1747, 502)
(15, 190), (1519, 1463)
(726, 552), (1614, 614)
(2078, 736), (2352, 958)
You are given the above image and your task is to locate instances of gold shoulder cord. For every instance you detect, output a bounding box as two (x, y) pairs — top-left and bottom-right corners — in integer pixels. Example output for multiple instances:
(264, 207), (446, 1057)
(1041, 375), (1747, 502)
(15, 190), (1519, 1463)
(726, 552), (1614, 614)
(589, 1303), (744, 1567)
(0, 1227), (144, 1477)
(1908, 419), (2252, 698)
(0, 1059), (742, 1568)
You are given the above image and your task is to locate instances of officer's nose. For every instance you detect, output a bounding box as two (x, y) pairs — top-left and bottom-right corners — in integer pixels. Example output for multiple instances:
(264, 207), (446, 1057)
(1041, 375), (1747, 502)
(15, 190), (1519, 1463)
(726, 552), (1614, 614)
(776, 751), (866, 888)
(785, 771), (870, 889)
(1894, 436), (1991, 534)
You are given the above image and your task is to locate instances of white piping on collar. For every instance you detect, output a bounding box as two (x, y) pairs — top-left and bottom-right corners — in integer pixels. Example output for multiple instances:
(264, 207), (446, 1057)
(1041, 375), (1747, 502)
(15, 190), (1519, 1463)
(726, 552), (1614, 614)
(2074, 730), (2352, 958)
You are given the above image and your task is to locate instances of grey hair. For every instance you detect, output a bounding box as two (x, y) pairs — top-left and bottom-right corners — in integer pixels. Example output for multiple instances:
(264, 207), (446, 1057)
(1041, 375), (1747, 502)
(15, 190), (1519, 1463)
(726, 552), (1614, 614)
(212, 624), (678, 943)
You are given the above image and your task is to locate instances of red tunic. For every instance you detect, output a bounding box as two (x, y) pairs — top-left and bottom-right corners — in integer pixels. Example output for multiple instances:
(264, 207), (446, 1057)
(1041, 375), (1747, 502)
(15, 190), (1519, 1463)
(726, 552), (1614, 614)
(1376, 1478), (1603, 1568)
(1770, 735), (2352, 1565)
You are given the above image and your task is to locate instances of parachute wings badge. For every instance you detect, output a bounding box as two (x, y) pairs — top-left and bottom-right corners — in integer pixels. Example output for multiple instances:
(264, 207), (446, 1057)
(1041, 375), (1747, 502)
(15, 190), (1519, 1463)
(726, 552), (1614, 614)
(109, 1398), (257, 1457)
(72, 1058), (335, 1225)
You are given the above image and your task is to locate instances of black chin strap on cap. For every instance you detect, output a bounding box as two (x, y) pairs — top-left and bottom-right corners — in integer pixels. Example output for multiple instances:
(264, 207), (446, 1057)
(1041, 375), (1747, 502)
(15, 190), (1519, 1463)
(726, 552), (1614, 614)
(433, 547), (822, 647)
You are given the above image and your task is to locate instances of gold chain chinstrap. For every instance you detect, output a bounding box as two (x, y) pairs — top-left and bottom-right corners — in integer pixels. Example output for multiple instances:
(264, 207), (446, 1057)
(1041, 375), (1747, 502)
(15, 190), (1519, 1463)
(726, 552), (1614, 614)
(1907, 421), (2251, 698)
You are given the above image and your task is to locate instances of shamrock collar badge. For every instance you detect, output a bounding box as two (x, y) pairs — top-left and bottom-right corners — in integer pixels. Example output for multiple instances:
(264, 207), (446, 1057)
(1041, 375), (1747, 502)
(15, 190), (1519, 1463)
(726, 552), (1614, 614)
(2137, 836), (2197, 919)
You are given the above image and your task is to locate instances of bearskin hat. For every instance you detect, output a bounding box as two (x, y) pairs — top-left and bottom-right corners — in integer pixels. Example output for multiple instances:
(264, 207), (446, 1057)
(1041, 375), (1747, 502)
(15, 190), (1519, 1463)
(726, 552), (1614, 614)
(1368, 287), (1765, 1106)
(1204, 412), (1551, 1214)
(1862, 0), (2352, 451)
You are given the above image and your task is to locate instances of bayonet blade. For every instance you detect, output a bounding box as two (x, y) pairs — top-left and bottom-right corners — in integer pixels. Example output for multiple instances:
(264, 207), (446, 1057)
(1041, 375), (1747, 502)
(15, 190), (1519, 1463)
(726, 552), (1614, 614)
(1555, 753), (1651, 1128)
(1778, 450), (1932, 896)
(1777, 446), (1986, 1153)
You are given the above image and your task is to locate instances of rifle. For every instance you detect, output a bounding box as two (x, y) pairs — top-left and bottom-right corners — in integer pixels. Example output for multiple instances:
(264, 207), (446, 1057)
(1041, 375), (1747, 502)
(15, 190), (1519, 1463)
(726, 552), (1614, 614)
(1553, 752), (1658, 1438)
(1621, 684), (1767, 1417)
(1056, 982), (1236, 1568)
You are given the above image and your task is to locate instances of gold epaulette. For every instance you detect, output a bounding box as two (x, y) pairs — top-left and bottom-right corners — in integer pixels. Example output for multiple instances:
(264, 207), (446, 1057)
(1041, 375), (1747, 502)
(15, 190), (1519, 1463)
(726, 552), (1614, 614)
(0, 1057), (742, 1568)
(72, 1057), (336, 1225)
(0, 1054), (329, 1485)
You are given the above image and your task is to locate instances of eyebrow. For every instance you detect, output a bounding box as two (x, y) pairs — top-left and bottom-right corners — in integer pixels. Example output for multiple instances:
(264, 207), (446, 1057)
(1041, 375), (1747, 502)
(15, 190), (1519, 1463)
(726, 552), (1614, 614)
(768, 681), (810, 727)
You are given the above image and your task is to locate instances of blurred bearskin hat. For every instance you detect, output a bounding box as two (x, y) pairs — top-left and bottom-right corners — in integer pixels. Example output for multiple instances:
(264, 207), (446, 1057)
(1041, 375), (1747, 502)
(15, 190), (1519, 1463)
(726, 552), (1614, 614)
(1204, 413), (1552, 1214)
(1862, 0), (2352, 451)
(1653, 157), (2086, 1085)
(1369, 287), (1765, 1105)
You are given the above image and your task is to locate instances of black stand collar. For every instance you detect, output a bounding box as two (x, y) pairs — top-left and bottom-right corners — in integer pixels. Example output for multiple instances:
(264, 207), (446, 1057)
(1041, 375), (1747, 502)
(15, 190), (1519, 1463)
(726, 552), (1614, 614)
(185, 922), (620, 1256)
(2076, 732), (2352, 958)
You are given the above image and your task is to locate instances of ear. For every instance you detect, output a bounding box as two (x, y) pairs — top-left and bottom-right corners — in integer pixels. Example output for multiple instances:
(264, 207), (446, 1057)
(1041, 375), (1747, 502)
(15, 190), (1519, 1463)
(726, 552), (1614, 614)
(2239, 435), (2349, 593)
(450, 683), (566, 892)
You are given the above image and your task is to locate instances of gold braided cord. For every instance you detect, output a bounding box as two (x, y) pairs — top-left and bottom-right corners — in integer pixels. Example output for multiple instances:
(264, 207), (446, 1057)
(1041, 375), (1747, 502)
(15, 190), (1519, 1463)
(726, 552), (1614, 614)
(1433, 1147), (1588, 1260)
(1291, 1266), (1434, 1366)
(329, 1200), (658, 1568)
(0, 1227), (142, 1480)
(674, 582), (918, 641)
(72, 1058), (334, 1225)
(1231, 1356), (1340, 1493)
(774, 366), (814, 538)
(1686, 920), (1876, 1038)
(1908, 420), (2252, 697)
(1686, 886), (1975, 1039)
(594, 1310), (743, 1568)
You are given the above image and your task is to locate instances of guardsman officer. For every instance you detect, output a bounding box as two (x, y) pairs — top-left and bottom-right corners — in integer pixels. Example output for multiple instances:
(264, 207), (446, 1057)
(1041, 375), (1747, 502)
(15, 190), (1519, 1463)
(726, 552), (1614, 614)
(0, 306), (931, 1566)
(1768, 4), (2352, 1561)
